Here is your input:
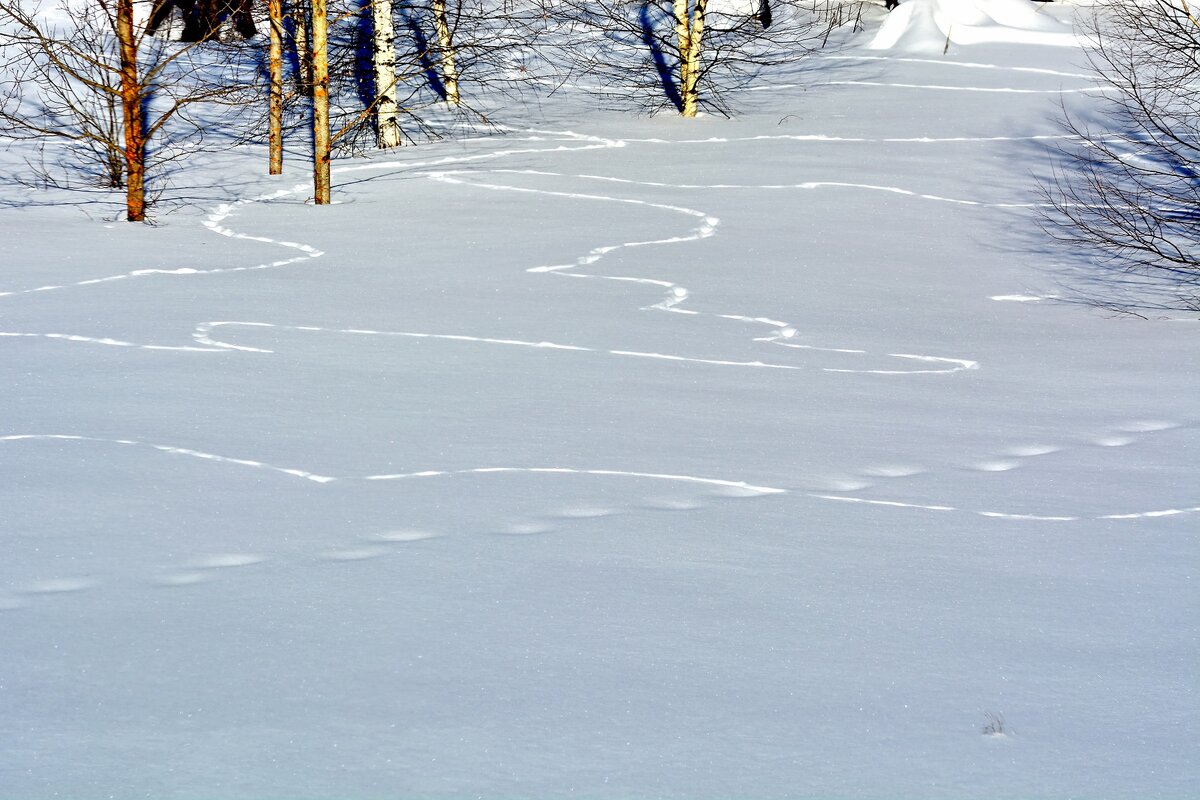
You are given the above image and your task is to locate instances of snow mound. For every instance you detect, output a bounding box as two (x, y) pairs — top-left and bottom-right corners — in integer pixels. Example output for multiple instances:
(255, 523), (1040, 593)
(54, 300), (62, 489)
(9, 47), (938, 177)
(868, 0), (1080, 52)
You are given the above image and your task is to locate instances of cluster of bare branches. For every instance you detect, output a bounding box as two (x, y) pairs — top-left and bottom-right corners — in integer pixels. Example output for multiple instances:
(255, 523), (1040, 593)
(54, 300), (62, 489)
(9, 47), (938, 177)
(237, 0), (556, 169)
(320, 0), (559, 148)
(552, 0), (826, 116)
(1043, 0), (1200, 311)
(0, 0), (257, 219)
(0, 0), (858, 219)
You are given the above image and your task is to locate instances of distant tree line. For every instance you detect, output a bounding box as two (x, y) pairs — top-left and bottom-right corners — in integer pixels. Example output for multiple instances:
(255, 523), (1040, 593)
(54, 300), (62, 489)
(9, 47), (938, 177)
(11, 0), (1200, 320)
(0, 0), (844, 219)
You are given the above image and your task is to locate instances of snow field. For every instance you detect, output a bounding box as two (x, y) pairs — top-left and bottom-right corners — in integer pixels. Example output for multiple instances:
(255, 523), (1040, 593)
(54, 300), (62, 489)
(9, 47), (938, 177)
(0, 5), (1197, 797)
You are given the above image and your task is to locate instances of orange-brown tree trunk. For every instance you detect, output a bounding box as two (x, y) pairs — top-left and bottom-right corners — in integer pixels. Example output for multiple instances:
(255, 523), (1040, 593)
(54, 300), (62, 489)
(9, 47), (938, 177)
(116, 0), (145, 220)
(311, 0), (330, 203)
(268, 0), (284, 174)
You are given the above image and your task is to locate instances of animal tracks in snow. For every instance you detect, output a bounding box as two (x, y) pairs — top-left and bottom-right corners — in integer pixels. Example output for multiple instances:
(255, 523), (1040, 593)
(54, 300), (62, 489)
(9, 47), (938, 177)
(1002, 444), (1062, 457)
(2, 417), (1196, 611)
(426, 164), (980, 374)
(814, 419), (1198, 522)
(23, 577), (96, 594)
(2, 53), (1194, 617)
(2, 127), (995, 374)
(0, 432), (782, 610)
(0, 434), (337, 483)
(189, 553), (267, 569)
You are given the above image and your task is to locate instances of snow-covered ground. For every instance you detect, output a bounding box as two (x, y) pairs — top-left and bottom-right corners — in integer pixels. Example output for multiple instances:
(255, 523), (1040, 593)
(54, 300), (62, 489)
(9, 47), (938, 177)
(1, 2), (1196, 797)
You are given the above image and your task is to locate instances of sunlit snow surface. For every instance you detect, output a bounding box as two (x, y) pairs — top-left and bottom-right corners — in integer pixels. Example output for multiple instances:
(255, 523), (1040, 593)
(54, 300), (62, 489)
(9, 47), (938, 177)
(869, 0), (1083, 51)
(0, 1), (1197, 797)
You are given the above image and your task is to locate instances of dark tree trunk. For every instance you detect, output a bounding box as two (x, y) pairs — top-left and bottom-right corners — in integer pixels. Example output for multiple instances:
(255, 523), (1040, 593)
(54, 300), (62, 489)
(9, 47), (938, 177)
(145, 0), (257, 42)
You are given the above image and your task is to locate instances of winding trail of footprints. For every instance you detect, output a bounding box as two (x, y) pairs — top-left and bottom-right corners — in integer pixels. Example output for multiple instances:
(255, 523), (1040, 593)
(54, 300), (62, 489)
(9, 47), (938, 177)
(814, 420), (1198, 521)
(2, 59), (1196, 610)
(3, 128), (1002, 369)
(1, 415), (1196, 608)
(1, 420), (1193, 524)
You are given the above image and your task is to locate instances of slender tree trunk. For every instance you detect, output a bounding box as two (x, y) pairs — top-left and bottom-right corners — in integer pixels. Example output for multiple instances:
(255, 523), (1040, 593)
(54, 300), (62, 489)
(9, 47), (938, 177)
(431, 0), (459, 105)
(371, 0), (402, 148)
(291, 0), (313, 97)
(683, 0), (704, 117)
(674, 0), (704, 117)
(116, 0), (145, 220)
(268, 0), (284, 173)
(674, 0), (690, 112)
(311, 0), (330, 203)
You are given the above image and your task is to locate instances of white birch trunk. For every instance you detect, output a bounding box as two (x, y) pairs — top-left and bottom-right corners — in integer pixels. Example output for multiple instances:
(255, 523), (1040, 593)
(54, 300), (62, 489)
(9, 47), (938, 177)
(674, 0), (691, 110)
(674, 0), (705, 117)
(371, 0), (402, 148)
(683, 0), (705, 117)
(431, 0), (460, 105)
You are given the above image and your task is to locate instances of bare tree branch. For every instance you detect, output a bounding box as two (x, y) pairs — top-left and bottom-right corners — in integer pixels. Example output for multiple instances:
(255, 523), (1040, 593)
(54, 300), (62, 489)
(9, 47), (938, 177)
(1042, 0), (1200, 312)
